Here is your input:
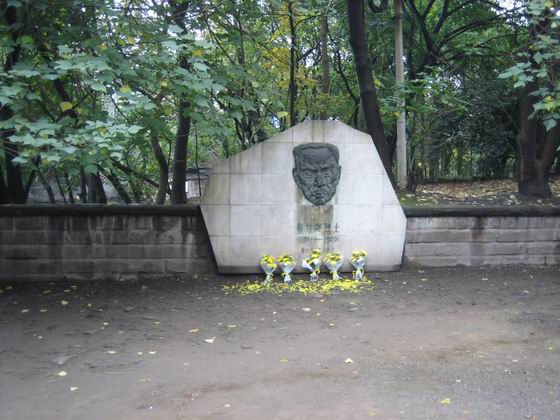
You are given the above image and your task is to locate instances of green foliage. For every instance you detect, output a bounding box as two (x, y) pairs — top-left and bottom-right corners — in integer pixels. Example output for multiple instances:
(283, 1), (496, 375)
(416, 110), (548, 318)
(1, 0), (557, 202)
(499, 0), (560, 130)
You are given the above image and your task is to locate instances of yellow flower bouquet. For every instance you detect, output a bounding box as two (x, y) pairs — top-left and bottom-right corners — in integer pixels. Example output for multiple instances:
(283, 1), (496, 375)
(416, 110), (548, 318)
(302, 248), (322, 282)
(278, 253), (296, 284)
(350, 250), (368, 280)
(323, 252), (344, 280)
(260, 254), (277, 285)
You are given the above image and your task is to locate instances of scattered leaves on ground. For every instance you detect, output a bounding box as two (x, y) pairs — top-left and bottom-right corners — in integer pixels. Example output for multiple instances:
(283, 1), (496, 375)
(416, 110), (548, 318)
(223, 278), (375, 296)
(400, 177), (560, 206)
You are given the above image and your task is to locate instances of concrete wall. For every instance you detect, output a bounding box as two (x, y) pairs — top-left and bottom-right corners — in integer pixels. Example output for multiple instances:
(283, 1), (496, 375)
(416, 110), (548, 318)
(0, 206), (214, 281)
(0, 205), (559, 281)
(404, 207), (560, 267)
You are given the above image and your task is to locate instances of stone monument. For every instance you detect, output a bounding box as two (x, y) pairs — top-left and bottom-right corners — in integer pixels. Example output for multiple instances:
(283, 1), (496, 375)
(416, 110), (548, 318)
(200, 120), (407, 273)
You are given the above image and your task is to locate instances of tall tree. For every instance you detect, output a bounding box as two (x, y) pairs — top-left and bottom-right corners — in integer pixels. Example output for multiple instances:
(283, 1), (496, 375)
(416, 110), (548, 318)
(346, 0), (394, 182)
(1, 4), (26, 203)
(319, 14), (330, 121)
(287, 0), (299, 127)
(169, 0), (192, 204)
(506, 2), (560, 197)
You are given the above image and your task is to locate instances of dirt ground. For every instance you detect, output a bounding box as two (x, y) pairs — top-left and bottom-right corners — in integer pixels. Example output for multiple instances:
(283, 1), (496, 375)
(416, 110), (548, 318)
(1, 266), (560, 420)
(400, 177), (560, 206)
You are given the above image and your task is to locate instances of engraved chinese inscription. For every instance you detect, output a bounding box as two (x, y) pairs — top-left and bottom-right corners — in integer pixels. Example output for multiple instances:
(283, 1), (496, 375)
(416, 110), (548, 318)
(292, 143), (341, 205)
(296, 221), (340, 254)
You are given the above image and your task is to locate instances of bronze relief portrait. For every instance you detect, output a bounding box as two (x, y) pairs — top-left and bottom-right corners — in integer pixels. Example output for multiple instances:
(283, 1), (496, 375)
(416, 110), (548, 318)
(292, 143), (342, 205)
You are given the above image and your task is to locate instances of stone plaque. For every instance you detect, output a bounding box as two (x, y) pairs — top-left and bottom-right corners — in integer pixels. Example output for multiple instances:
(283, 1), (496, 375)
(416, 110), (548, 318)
(200, 120), (407, 273)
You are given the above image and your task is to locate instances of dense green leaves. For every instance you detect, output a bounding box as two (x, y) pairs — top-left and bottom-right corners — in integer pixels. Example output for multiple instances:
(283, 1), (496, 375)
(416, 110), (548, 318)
(0, 0), (558, 203)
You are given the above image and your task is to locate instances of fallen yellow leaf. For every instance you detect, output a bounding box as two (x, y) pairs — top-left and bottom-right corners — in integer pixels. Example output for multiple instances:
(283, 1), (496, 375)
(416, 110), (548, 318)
(59, 102), (73, 112)
(439, 398), (451, 405)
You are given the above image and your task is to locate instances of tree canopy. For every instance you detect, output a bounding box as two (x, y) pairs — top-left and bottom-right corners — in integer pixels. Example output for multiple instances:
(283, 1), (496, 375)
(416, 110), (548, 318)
(1, 0), (559, 203)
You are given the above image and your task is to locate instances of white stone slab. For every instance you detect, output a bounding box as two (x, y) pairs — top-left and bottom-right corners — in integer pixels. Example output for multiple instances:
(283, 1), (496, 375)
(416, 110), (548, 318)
(200, 120), (407, 273)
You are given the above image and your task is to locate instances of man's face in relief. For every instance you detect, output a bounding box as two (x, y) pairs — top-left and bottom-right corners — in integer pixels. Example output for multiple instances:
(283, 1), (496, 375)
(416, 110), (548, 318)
(292, 143), (341, 205)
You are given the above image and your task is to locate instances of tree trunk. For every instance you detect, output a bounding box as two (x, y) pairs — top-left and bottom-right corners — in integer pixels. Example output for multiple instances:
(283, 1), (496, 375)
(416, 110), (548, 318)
(456, 144), (464, 178)
(319, 14), (329, 121)
(54, 170), (67, 204)
(150, 131), (169, 205)
(516, 82), (552, 197)
(170, 0), (191, 204)
(346, 0), (395, 184)
(92, 173), (107, 203)
(1, 5), (26, 203)
(130, 180), (143, 203)
(64, 171), (74, 204)
(37, 168), (55, 204)
(0, 167), (10, 204)
(79, 167), (88, 203)
(515, 13), (560, 197)
(395, 0), (407, 189)
(104, 169), (131, 204)
(171, 98), (191, 204)
(99, 166), (132, 204)
(287, 0), (298, 127)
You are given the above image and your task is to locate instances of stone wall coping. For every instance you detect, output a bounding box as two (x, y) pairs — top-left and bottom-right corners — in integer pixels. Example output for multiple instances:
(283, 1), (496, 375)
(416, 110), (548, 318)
(1, 204), (559, 218)
(403, 205), (560, 217)
(0, 204), (201, 217)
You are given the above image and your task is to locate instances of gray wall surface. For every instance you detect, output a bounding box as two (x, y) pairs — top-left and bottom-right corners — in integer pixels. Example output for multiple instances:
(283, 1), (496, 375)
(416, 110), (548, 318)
(0, 206), (214, 281)
(404, 211), (560, 267)
(0, 206), (559, 281)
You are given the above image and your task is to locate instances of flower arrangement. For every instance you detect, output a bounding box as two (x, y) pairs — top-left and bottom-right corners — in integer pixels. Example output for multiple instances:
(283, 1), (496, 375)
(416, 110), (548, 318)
(302, 248), (322, 282)
(277, 253), (296, 284)
(260, 254), (277, 285)
(323, 252), (344, 280)
(350, 250), (367, 280)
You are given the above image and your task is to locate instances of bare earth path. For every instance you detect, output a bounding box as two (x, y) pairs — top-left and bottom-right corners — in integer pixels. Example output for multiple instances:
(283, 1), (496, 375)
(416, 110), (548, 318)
(1, 266), (560, 420)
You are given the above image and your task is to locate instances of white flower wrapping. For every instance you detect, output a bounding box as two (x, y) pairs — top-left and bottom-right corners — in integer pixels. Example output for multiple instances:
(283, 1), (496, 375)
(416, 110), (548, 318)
(351, 256), (366, 280)
(324, 256), (344, 280)
(279, 261), (296, 283)
(260, 261), (276, 285)
(302, 257), (321, 282)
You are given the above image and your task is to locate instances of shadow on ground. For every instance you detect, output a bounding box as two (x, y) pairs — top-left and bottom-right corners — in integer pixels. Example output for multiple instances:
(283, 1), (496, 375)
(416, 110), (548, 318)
(1, 266), (560, 419)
